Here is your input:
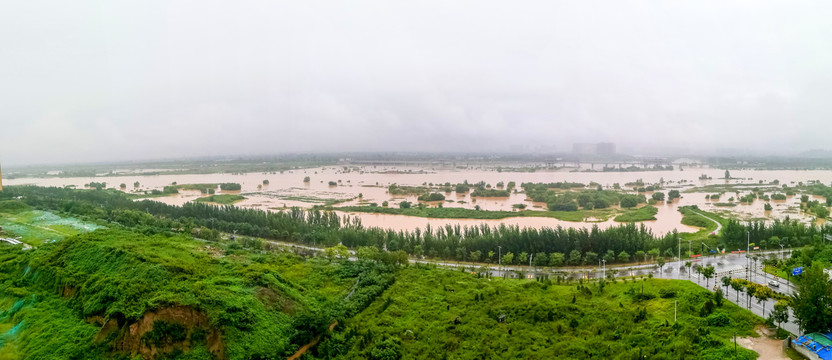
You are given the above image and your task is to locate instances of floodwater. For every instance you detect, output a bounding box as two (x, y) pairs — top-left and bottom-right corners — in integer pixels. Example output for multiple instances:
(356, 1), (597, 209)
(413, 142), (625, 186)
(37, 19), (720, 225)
(7, 164), (832, 234)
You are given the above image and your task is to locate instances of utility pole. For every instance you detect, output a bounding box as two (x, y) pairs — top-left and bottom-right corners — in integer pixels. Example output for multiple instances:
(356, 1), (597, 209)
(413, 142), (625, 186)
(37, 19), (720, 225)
(498, 246), (502, 267)
(678, 237), (681, 262)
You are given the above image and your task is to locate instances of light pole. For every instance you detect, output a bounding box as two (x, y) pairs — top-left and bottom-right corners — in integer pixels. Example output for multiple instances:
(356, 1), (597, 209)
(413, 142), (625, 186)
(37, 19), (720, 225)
(746, 231), (750, 280)
(678, 238), (681, 262)
(602, 259), (606, 280)
(780, 244), (785, 260)
(498, 246), (502, 267)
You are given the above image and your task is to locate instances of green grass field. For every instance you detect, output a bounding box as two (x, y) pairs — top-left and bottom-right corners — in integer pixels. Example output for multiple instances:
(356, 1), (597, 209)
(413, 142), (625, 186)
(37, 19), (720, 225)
(613, 205), (658, 222)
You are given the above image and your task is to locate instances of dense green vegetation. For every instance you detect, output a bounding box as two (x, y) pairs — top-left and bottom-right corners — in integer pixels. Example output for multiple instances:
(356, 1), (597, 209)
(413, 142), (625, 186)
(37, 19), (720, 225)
(470, 189), (510, 197)
(0, 228), (397, 359)
(416, 193), (445, 202)
(4, 185), (831, 270)
(0, 186), (673, 266)
(219, 183), (242, 191)
(176, 183), (219, 193)
(0, 185), (808, 358)
(387, 184), (428, 196)
(313, 266), (760, 360)
(522, 184), (647, 211)
(194, 194), (246, 205)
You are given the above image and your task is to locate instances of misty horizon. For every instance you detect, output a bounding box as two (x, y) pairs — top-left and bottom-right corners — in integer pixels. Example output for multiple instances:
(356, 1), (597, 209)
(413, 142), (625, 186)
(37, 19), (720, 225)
(3, 1), (832, 166)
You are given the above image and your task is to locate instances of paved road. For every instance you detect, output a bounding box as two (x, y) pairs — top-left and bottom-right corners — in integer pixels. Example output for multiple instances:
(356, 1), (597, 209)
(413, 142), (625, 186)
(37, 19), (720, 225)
(692, 209), (722, 234)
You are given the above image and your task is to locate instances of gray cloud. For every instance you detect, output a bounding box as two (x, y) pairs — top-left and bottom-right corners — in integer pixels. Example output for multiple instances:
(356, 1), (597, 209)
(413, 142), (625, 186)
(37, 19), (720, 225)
(2, 1), (832, 165)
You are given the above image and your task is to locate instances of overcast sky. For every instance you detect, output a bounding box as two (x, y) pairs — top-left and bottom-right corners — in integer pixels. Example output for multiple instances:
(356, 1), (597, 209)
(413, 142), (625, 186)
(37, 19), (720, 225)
(2, 1), (832, 166)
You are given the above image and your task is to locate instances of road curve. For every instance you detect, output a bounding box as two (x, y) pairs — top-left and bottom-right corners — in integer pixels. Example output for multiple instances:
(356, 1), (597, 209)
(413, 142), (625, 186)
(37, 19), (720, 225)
(693, 210), (722, 234)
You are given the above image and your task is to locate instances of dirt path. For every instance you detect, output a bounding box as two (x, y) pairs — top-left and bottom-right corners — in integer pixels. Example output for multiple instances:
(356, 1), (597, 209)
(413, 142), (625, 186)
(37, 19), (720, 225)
(287, 321), (337, 360)
(737, 327), (788, 360)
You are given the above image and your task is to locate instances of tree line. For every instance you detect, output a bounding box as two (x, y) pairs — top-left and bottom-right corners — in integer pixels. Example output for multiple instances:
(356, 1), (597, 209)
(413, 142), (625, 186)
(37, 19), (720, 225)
(2, 185), (830, 266)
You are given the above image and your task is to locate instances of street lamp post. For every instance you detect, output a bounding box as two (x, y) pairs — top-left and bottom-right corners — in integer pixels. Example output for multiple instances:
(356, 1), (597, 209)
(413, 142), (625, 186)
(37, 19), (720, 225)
(602, 259), (606, 280)
(498, 246), (502, 268)
(746, 231), (750, 280)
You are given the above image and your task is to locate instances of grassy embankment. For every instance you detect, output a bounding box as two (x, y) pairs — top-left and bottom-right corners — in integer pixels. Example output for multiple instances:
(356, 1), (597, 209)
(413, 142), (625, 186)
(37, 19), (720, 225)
(193, 194), (246, 205)
(334, 205), (659, 222)
(315, 266), (762, 359)
(0, 228), (393, 359)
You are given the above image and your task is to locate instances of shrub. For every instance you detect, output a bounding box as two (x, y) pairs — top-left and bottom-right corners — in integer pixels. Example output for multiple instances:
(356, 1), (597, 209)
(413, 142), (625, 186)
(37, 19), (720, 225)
(659, 289), (676, 298)
(706, 313), (730, 327)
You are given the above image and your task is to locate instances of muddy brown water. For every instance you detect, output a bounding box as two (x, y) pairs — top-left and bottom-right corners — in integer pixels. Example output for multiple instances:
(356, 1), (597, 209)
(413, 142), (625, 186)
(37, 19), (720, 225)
(7, 165), (832, 235)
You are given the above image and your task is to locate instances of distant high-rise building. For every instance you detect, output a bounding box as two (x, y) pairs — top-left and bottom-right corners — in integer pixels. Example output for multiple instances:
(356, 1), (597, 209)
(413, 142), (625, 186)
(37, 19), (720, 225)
(572, 142), (615, 155)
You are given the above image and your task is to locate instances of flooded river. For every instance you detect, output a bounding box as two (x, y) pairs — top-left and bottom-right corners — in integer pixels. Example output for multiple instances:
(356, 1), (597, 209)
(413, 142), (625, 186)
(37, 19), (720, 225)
(7, 165), (831, 234)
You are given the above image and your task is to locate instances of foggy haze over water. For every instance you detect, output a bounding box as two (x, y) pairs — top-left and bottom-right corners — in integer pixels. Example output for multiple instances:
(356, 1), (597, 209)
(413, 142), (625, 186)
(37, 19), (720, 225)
(3, 1), (832, 165)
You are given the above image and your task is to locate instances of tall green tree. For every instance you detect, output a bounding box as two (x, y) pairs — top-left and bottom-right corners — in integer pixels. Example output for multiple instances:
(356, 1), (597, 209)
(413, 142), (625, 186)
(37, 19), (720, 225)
(730, 281), (742, 303)
(745, 286), (756, 310)
(502, 252), (514, 265)
(792, 263), (832, 333)
(769, 303), (789, 332)
(702, 265), (715, 287)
